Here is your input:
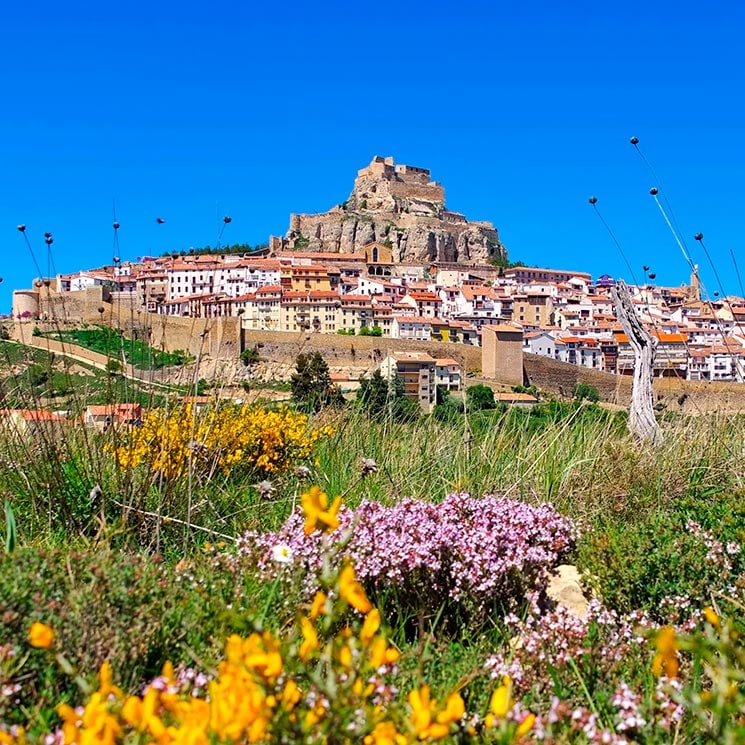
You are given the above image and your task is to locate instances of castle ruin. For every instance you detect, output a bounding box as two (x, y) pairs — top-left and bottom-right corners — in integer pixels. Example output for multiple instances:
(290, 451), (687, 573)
(271, 156), (507, 266)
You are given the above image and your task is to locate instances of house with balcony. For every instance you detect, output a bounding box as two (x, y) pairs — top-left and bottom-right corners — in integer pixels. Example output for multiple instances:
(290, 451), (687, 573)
(379, 351), (437, 413)
(433, 358), (462, 391)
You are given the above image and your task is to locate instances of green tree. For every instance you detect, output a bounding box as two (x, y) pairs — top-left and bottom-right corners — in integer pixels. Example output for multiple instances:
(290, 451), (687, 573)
(291, 352), (340, 412)
(357, 370), (419, 422)
(466, 384), (496, 412)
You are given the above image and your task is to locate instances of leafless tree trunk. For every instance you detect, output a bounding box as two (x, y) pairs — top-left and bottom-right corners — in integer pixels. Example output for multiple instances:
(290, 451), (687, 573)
(611, 280), (663, 445)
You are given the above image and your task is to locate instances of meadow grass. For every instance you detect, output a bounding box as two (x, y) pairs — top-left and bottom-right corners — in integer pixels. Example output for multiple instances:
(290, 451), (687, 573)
(2, 335), (745, 742)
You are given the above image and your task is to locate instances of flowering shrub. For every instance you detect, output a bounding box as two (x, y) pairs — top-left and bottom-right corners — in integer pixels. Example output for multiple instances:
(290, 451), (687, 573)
(482, 595), (699, 744)
(238, 492), (577, 632)
(2, 566), (536, 745)
(109, 403), (334, 481)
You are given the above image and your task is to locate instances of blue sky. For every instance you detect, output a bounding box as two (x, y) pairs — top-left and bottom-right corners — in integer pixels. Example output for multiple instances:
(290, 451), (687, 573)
(1, 0), (744, 311)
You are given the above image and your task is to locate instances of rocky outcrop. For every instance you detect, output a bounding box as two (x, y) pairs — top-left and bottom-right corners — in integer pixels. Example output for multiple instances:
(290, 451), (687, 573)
(546, 564), (589, 619)
(278, 156), (507, 265)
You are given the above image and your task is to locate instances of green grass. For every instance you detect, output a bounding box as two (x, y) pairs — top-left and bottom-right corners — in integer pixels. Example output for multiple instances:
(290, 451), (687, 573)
(38, 326), (189, 369)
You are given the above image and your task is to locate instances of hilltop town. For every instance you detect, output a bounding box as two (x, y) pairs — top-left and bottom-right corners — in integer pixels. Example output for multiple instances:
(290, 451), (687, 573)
(9, 156), (745, 415)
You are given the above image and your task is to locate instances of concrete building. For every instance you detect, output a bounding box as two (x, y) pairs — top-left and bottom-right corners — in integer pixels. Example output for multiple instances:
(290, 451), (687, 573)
(380, 351), (437, 413)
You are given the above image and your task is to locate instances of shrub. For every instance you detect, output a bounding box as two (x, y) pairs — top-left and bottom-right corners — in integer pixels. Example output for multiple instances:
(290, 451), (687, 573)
(466, 384), (495, 411)
(290, 352), (342, 412)
(26, 364), (48, 387)
(109, 403), (334, 482)
(578, 510), (745, 623)
(238, 492), (577, 634)
(573, 382), (600, 403)
(240, 347), (261, 366)
(4, 557), (537, 745)
(356, 371), (418, 422)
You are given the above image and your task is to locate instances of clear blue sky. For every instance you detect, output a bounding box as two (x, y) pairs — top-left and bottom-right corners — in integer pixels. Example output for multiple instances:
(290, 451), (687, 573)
(1, 0), (744, 311)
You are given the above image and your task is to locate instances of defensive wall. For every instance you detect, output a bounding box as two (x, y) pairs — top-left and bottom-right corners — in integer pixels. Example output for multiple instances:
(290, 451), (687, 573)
(240, 328), (482, 377)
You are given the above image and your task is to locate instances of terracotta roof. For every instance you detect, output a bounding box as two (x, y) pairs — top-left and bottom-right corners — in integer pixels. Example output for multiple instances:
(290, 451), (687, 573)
(494, 392), (539, 403)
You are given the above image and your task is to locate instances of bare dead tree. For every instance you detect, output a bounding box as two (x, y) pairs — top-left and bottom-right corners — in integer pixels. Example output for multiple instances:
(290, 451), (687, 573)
(611, 280), (663, 445)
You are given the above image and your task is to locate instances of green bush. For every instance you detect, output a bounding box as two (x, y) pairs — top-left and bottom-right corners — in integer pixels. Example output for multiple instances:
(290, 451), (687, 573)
(0, 548), (276, 724)
(466, 384), (495, 411)
(240, 347), (261, 366)
(573, 382), (600, 402)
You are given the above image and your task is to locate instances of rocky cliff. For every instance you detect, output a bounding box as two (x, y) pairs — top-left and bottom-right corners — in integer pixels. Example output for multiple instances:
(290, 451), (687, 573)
(277, 156), (507, 265)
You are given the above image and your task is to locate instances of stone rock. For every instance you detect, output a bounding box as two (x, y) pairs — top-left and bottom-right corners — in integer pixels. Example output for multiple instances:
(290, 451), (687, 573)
(279, 156), (507, 265)
(545, 564), (589, 620)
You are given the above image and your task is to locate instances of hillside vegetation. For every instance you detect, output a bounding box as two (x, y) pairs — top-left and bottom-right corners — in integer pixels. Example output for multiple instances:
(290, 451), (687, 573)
(1, 342), (745, 744)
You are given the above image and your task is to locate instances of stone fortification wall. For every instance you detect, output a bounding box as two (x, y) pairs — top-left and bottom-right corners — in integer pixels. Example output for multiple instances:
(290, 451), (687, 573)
(241, 328), (482, 378)
(146, 315), (240, 359)
(14, 306), (240, 362)
(523, 353), (629, 405)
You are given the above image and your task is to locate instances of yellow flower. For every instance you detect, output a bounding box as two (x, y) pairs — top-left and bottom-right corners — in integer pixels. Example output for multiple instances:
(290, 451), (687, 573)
(361, 608), (381, 645)
(299, 616), (319, 661)
(339, 564), (372, 614)
(28, 621), (54, 649)
(368, 637), (400, 669)
(301, 486), (342, 535)
(281, 680), (302, 711)
(408, 685), (435, 737)
(309, 590), (327, 619)
(703, 606), (721, 628)
(364, 721), (407, 745)
(338, 644), (353, 669)
(436, 692), (465, 725)
(515, 712), (536, 738)
(486, 677), (512, 727)
(652, 626), (679, 679)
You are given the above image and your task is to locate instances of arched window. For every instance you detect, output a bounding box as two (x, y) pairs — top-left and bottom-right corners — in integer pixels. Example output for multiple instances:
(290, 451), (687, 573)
(372, 247), (379, 263)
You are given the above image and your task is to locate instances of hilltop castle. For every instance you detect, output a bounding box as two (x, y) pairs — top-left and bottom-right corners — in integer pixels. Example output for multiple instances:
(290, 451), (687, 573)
(270, 156), (507, 266)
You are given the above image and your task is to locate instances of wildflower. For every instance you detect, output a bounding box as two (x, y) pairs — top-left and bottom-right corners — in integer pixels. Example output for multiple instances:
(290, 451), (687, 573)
(360, 457), (379, 477)
(281, 680), (302, 711)
(271, 544), (294, 564)
(703, 606), (720, 628)
(28, 622), (54, 649)
(364, 721), (407, 745)
(361, 608), (381, 645)
(516, 713), (536, 738)
(408, 686), (460, 739)
(652, 626), (679, 679)
(436, 692), (465, 725)
(368, 636), (400, 669)
(255, 480), (275, 498)
(339, 564), (372, 614)
(294, 465), (311, 480)
(299, 616), (319, 661)
(300, 485), (342, 535)
(486, 677), (512, 726)
(310, 591), (327, 619)
(408, 685), (437, 738)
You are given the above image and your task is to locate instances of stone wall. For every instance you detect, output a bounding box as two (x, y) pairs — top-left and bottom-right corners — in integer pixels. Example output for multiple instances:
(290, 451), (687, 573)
(240, 328), (482, 378)
(523, 353), (629, 404)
